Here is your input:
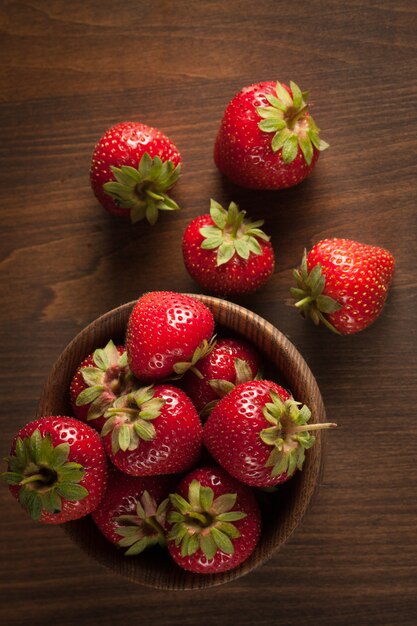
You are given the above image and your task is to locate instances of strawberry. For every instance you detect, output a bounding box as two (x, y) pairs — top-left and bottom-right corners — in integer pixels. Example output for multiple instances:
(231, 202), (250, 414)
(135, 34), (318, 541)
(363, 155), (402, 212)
(101, 384), (203, 476)
(90, 121), (182, 224)
(92, 468), (174, 555)
(181, 337), (261, 416)
(167, 466), (261, 574)
(291, 238), (395, 334)
(203, 380), (336, 487)
(1, 416), (107, 523)
(182, 199), (275, 295)
(126, 291), (215, 382)
(214, 80), (329, 189)
(70, 340), (137, 433)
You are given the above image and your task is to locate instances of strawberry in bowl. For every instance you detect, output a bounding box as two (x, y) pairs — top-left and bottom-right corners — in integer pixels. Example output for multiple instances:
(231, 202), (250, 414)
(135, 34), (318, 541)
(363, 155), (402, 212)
(101, 384), (203, 477)
(181, 337), (261, 416)
(126, 291), (215, 381)
(182, 199), (275, 296)
(70, 340), (137, 433)
(1, 416), (107, 523)
(90, 121), (182, 224)
(214, 80), (329, 189)
(92, 469), (174, 556)
(204, 380), (336, 488)
(167, 466), (261, 574)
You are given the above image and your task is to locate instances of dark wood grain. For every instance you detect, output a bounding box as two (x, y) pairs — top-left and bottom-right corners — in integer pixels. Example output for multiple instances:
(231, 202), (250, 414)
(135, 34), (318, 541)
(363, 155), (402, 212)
(0, 0), (416, 623)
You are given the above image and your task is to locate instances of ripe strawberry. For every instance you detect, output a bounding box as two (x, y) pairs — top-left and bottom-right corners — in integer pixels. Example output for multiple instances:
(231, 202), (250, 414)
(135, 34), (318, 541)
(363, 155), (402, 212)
(167, 466), (261, 574)
(126, 291), (215, 382)
(291, 238), (395, 334)
(204, 380), (336, 487)
(1, 416), (107, 523)
(214, 80), (329, 189)
(70, 340), (137, 433)
(92, 468), (174, 555)
(101, 384), (203, 476)
(90, 121), (182, 224)
(182, 199), (275, 295)
(181, 337), (261, 416)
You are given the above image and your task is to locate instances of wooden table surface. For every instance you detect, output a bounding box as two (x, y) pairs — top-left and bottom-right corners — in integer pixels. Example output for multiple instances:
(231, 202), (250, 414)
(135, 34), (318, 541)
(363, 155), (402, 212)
(1, 1), (416, 624)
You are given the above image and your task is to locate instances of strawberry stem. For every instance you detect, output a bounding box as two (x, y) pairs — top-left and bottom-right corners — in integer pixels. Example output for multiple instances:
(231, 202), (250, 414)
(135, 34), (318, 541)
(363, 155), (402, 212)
(295, 296), (314, 308)
(187, 511), (211, 526)
(190, 366), (204, 380)
(106, 407), (138, 417)
(109, 379), (121, 394)
(288, 103), (309, 126)
(146, 189), (164, 201)
(145, 516), (166, 537)
(231, 210), (246, 238)
(20, 473), (48, 486)
(288, 422), (337, 434)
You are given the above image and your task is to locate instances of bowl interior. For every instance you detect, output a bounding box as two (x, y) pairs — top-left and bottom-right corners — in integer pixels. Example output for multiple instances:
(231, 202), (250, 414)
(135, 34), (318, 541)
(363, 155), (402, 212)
(37, 295), (326, 589)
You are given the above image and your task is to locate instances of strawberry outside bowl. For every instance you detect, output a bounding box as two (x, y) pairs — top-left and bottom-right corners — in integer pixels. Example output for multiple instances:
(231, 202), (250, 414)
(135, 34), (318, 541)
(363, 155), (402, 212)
(37, 295), (327, 590)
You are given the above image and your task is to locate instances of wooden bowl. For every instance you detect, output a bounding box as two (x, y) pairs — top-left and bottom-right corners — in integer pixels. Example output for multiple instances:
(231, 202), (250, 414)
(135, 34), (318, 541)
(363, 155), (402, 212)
(37, 295), (327, 589)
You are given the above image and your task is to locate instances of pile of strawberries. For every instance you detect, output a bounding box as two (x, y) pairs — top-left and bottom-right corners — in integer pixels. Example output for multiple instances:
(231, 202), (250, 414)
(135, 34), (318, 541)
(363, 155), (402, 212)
(2, 78), (396, 577)
(2, 292), (335, 574)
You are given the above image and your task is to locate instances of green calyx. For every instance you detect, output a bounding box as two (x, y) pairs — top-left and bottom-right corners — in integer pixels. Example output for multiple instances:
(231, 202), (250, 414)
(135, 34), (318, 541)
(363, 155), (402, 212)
(209, 357), (256, 397)
(260, 392), (337, 478)
(75, 340), (136, 422)
(199, 199), (270, 267)
(116, 490), (169, 556)
(256, 80), (329, 165)
(167, 479), (247, 560)
(201, 358), (258, 418)
(291, 250), (343, 334)
(172, 335), (217, 378)
(1, 429), (88, 521)
(103, 152), (181, 225)
(101, 386), (165, 455)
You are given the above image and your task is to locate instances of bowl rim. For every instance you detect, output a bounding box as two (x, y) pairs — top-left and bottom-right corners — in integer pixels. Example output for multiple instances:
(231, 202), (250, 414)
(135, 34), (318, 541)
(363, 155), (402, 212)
(37, 294), (327, 590)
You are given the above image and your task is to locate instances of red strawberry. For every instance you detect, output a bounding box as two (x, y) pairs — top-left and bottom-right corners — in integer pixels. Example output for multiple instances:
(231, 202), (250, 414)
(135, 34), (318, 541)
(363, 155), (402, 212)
(214, 80), (329, 189)
(167, 466), (261, 574)
(1, 416), (107, 523)
(291, 238), (395, 334)
(101, 384), (203, 476)
(70, 340), (137, 433)
(182, 199), (275, 296)
(92, 468), (174, 555)
(181, 337), (261, 415)
(126, 291), (215, 382)
(204, 380), (336, 488)
(90, 121), (182, 224)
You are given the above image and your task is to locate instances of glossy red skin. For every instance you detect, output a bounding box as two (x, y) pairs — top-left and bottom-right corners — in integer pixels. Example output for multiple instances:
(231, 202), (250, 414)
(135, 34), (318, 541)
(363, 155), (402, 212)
(92, 468), (174, 545)
(104, 384), (203, 476)
(9, 416), (108, 524)
(203, 380), (292, 487)
(307, 238), (395, 334)
(182, 214), (275, 295)
(181, 338), (261, 413)
(69, 345), (127, 433)
(167, 466), (261, 574)
(214, 81), (319, 190)
(126, 292), (215, 382)
(90, 121), (182, 217)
